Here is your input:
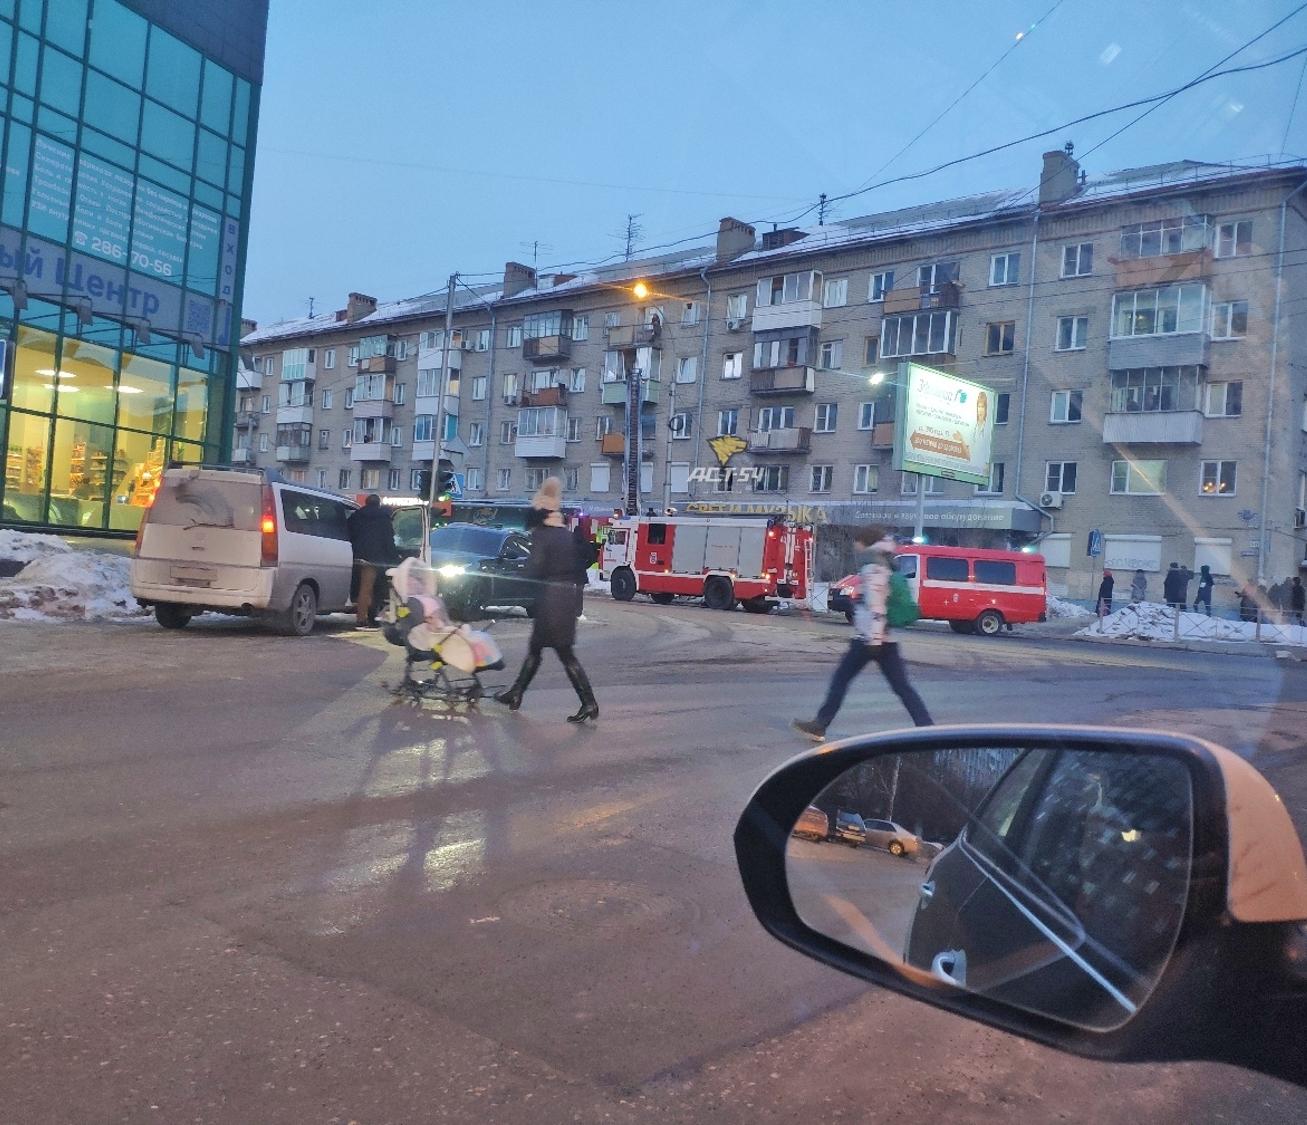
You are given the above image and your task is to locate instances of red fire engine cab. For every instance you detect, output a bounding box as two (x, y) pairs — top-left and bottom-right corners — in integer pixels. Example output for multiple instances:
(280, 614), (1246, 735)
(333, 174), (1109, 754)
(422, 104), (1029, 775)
(600, 514), (813, 613)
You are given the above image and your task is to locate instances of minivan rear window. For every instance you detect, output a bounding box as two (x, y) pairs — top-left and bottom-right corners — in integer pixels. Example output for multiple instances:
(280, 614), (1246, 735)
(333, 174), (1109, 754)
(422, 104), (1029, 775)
(925, 556), (968, 582)
(149, 476), (260, 531)
(974, 560), (1018, 585)
(282, 491), (351, 540)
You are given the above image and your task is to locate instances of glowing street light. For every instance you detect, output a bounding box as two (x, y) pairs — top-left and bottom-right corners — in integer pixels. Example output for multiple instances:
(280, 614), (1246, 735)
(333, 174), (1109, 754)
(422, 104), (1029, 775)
(868, 370), (887, 386)
(631, 280), (650, 300)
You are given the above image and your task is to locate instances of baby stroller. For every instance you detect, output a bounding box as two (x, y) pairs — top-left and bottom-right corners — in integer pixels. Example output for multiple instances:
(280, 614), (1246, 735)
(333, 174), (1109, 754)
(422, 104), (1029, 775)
(380, 556), (506, 707)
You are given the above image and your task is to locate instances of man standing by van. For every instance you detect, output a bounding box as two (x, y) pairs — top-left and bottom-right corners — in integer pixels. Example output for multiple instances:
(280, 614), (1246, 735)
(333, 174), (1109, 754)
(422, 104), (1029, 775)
(348, 494), (398, 628)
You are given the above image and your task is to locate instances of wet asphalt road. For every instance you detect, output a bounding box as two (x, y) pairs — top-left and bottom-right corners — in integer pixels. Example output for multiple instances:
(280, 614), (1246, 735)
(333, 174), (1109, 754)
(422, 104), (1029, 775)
(2, 598), (1306, 1124)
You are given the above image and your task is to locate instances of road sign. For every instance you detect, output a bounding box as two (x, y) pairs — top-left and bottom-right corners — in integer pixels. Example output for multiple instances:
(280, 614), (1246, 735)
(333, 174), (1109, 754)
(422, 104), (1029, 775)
(1087, 529), (1103, 557)
(450, 473), (466, 500)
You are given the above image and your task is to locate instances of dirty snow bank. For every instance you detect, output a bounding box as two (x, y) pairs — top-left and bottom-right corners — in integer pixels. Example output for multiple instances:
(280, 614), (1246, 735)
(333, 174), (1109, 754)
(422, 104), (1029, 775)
(0, 533), (144, 621)
(1077, 602), (1307, 645)
(1047, 595), (1093, 619)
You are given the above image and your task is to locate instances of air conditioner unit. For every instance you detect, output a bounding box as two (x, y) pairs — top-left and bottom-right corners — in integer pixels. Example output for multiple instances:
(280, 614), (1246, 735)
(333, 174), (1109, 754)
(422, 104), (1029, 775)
(726, 317), (744, 332)
(1296, 507), (1306, 529)
(503, 393), (518, 406)
(1039, 491), (1064, 509)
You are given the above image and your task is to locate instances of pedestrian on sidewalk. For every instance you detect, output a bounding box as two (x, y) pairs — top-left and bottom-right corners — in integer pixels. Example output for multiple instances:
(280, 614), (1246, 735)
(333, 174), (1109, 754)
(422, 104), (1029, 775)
(793, 526), (933, 742)
(347, 494), (398, 629)
(1163, 563), (1187, 611)
(495, 477), (599, 722)
(1130, 569), (1147, 604)
(1096, 570), (1114, 617)
(1292, 577), (1305, 626)
(1193, 565), (1215, 616)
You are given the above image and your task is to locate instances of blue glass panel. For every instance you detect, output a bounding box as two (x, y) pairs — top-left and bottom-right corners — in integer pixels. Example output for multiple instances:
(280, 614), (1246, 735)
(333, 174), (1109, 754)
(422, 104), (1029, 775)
(0, 23), (12, 81)
(195, 128), (225, 188)
(226, 144), (244, 196)
(83, 69), (138, 144)
(137, 153), (188, 194)
(140, 98), (194, 170)
(87, 0), (145, 88)
(40, 45), (81, 115)
(2, 120), (30, 225)
(79, 125), (133, 168)
(14, 29), (37, 94)
(186, 204), (220, 295)
(144, 25), (199, 119)
(27, 133), (74, 241)
(231, 78), (250, 145)
(225, 192), (240, 219)
(9, 91), (34, 121)
(17, 0), (39, 33)
(46, 0), (87, 56)
(37, 104), (78, 144)
(0, 1), (15, 23)
(193, 179), (222, 210)
(199, 59), (232, 134)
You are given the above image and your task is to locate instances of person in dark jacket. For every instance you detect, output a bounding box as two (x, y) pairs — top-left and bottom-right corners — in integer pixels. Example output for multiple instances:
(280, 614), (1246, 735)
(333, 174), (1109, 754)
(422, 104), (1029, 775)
(347, 494), (399, 627)
(1193, 565), (1215, 616)
(495, 478), (599, 722)
(1096, 570), (1114, 617)
(1292, 576), (1306, 626)
(1163, 562), (1189, 611)
(571, 524), (595, 618)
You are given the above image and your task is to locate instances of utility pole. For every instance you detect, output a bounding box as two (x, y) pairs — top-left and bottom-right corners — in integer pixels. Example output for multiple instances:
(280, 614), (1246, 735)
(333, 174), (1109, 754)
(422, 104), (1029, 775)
(625, 357), (641, 515)
(428, 272), (457, 512)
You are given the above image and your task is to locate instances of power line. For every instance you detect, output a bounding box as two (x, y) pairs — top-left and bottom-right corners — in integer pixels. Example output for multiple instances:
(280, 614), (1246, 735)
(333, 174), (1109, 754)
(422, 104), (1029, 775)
(1283, 53), (1307, 155)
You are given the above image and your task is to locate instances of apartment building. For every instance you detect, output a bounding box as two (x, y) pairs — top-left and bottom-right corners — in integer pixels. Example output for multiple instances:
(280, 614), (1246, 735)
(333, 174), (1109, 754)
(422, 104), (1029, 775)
(239, 150), (1307, 598)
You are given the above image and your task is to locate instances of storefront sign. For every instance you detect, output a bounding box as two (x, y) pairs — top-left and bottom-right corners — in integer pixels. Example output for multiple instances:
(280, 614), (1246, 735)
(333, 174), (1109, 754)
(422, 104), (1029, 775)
(893, 361), (995, 487)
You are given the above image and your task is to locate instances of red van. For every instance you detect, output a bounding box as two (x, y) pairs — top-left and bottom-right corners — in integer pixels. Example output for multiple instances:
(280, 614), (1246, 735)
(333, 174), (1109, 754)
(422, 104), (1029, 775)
(830, 545), (1047, 636)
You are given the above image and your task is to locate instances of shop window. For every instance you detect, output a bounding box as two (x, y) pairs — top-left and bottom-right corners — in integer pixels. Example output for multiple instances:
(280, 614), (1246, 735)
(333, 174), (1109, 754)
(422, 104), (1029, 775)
(174, 367), (209, 442)
(2, 410), (52, 525)
(115, 353), (174, 434)
(108, 431), (168, 531)
(10, 327), (58, 414)
(50, 417), (114, 529)
(56, 339), (118, 426)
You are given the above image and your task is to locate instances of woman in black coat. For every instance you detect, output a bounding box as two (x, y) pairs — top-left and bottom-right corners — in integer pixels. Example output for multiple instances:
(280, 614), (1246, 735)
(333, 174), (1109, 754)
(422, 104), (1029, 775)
(494, 477), (599, 722)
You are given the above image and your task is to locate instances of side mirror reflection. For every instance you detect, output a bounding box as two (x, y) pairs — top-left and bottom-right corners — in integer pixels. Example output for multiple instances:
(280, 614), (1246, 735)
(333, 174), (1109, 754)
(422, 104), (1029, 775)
(785, 746), (1193, 1032)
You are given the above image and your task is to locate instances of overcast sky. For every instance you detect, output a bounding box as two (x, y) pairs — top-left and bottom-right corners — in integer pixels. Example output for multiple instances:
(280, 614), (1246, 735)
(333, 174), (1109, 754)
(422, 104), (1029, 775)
(242, 0), (1307, 325)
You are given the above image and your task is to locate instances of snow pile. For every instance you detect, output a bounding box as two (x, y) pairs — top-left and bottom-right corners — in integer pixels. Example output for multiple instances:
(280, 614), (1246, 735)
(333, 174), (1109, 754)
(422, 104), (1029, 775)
(0, 534), (144, 622)
(585, 570), (611, 595)
(1047, 595), (1093, 619)
(1077, 602), (1307, 646)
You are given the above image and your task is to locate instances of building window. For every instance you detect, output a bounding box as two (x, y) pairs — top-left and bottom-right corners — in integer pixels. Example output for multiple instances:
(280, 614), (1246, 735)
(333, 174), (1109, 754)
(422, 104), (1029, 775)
(1056, 315), (1088, 351)
(726, 292), (748, 320)
(321, 388), (333, 410)
(466, 467), (484, 492)
(348, 346), (359, 367)
(1111, 284), (1206, 337)
(318, 429), (330, 450)
(995, 392), (1010, 424)
(985, 321), (1016, 355)
(322, 348), (336, 370)
(868, 270), (894, 303)
(857, 402), (875, 429)
(507, 324), (524, 348)
(822, 278), (848, 308)
(817, 339), (844, 370)
(564, 466), (580, 491)
(344, 388), (354, 409)
(757, 405), (796, 432)
(518, 407), (561, 438)
(1211, 300), (1248, 339)
(680, 302), (701, 327)
(814, 403), (838, 433)
(976, 462), (1005, 495)
(566, 417), (582, 442)
(387, 468), (401, 490)
(463, 421), (482, 447)
(524, 467), (547, 491)
(317, 469), (328, 489)
(342, 430), (352, 449)
(258, 434), (269, 452)
(753, 465), (790, 493)
(502, 373), (519, 402)
(757, 271), (818, 307)
(470, 375), (487, 401)
(853, 464), (879, 494)
(753, 336), (810, 370)
(569, 367), (587, 392)
(989, 252), (1020, 286)
(394, 383), (406, 405)
(917, 261), (959, 292)
(496, 468), (512, 492)
(669, 412), (692, 439)
(1215, 220), (1252, 258)
(413, 415), (433, 442)
(596, 416), (613, 439)
(1045, 462), (1078, 494)
(1110, 459), (1167, 495)
(473, 328), (491, 352)
(1050, 390), (1083, 423)
(810, 465), (834, 493)
(260, 394), (270, 413)
(1110, 366), (1202, 412)
(339, 469), (351, 489)
(722, 352), (743, 380)
(882, 310), (955, 358)
(500, 420), (515, 445)
(718, 408), (739, 436)
(902, 473), (942, 495)
(676, 356), (699, 384)
(416, 369), (439, 397)
(523, 311), (573, 340)
(604, 311), (621, 330)
(1119, 216), (1208, 259)
(864, 336), (879, 366)
(1200, 460), (1237, 496)
(1205, 381), (1243, 418)
(572, 315), (589, 341)
(1061, 243), (1093, 277)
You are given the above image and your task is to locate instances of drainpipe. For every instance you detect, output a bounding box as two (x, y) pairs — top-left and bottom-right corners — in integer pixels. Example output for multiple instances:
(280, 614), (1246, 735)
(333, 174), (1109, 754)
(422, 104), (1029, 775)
(690, 266), (713, 499)
(1014, 210), (1041, 500)
(1258, 177), (1307, 583)
(482, 302), (498, 498)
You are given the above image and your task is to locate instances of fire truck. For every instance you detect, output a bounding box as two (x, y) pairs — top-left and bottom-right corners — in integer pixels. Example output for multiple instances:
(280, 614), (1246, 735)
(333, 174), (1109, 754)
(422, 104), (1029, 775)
(600, 513), (814, 613)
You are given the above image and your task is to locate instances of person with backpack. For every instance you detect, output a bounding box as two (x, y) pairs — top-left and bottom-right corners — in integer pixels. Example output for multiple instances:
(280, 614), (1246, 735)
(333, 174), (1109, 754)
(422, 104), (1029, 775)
(793, 525), (933, 741)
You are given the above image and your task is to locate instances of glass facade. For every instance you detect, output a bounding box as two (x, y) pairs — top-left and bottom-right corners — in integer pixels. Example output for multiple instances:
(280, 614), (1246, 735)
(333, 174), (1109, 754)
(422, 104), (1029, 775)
(0, 0), (262, 532)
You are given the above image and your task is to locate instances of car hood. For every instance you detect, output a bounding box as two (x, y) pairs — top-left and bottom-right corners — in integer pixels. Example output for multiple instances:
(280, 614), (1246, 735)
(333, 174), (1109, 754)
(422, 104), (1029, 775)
(428, 547), (491, 569)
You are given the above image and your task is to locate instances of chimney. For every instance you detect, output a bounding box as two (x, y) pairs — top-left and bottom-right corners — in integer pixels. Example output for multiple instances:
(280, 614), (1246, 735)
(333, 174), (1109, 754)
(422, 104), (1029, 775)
(716, 216), (756, 262)
(502, 261), (536, 298)
(1039, 145), (1080, 206)
(760, 227), (807, 252)
(345, 292), (377, 322)
(239, 317), (258, 337)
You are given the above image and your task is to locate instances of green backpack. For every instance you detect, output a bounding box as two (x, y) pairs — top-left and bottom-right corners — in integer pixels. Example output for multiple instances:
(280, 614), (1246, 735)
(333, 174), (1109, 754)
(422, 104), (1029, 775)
(886, 571), (921, 628)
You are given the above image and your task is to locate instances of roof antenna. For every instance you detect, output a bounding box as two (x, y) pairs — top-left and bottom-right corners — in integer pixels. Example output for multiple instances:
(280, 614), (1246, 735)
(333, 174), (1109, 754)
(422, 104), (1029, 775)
(818, 192), (828, 226)
(307, 296), (315, 317)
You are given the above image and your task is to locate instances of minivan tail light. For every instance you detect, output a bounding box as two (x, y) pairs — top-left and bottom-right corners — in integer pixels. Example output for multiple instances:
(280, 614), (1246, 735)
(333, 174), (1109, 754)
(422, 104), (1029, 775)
(260, 485), (279, 566)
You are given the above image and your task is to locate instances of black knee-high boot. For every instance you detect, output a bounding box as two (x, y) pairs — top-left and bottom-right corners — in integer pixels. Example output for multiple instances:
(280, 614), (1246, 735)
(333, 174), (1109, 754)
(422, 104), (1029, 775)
(560, 651), (599, 723)
(495, 651), (541, 711)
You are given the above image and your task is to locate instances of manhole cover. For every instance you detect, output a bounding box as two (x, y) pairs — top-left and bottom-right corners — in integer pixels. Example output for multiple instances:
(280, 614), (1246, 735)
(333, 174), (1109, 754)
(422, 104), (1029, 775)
(497, 878), (687, 938)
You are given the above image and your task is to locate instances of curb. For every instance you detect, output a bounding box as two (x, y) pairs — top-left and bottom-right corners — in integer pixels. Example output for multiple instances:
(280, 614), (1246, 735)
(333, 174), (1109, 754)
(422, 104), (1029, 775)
(1072, 633), (1307, 660)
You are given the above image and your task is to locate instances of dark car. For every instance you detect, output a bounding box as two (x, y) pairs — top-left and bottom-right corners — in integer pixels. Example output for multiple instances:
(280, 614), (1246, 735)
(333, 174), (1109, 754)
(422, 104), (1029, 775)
(828, 573), (859, 623)
(427, 523), (537, 620)
(833, 809), (867, 847)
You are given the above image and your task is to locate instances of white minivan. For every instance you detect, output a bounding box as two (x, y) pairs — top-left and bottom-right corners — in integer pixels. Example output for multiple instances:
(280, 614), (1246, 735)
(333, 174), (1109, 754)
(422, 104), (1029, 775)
(131, 466), (362, 635)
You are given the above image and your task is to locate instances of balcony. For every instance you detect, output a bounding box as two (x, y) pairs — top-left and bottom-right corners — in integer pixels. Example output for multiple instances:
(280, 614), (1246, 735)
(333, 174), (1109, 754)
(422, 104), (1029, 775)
(350, 442), (394, 463)
(606, 323), (662, 348)
(601, 377), (661, 406)
(358, 354), (395, 375)
(416, 345), (461, 372)
(521, 386), (567, 408)
(751, 299), (822, 334)
(750, 366), (816, 396)
(871, 421), (896, 449)
(515, 431), (568, 459)
(882, 281), (961, 315)
(353, 397), (395, 420)
(275, 444), (312, 463)
(599, 433), (654, 458)
(275, 404), (313, 426)
(748, 427), (812, 454)
(1102, 410), (1204, 445)
(524, 334), (572, 363)
(1108, 332), (1209, 370)
(230, 447), (254, 464)
(233, 411), (260, 429)
(1113, 249), (1210, 290)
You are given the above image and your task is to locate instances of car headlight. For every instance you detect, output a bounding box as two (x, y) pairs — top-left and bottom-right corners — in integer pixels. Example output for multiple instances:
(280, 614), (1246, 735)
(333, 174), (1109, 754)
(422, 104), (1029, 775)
(437, 564), (466, 579)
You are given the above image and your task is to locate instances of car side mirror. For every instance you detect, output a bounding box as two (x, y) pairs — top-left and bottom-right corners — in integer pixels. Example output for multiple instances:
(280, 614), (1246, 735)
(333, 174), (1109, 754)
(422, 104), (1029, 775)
(734, 725), (1307, 1085)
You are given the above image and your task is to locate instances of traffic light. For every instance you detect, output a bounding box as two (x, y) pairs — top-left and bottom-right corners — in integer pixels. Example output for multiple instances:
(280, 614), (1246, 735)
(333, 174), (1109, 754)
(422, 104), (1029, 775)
(437, 461), (457, 500)
(414, 468), (432, 498)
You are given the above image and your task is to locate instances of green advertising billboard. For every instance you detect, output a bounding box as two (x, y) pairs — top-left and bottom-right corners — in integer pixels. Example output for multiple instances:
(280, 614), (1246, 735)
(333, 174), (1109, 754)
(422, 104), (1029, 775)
(892, 361), (996, 487)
